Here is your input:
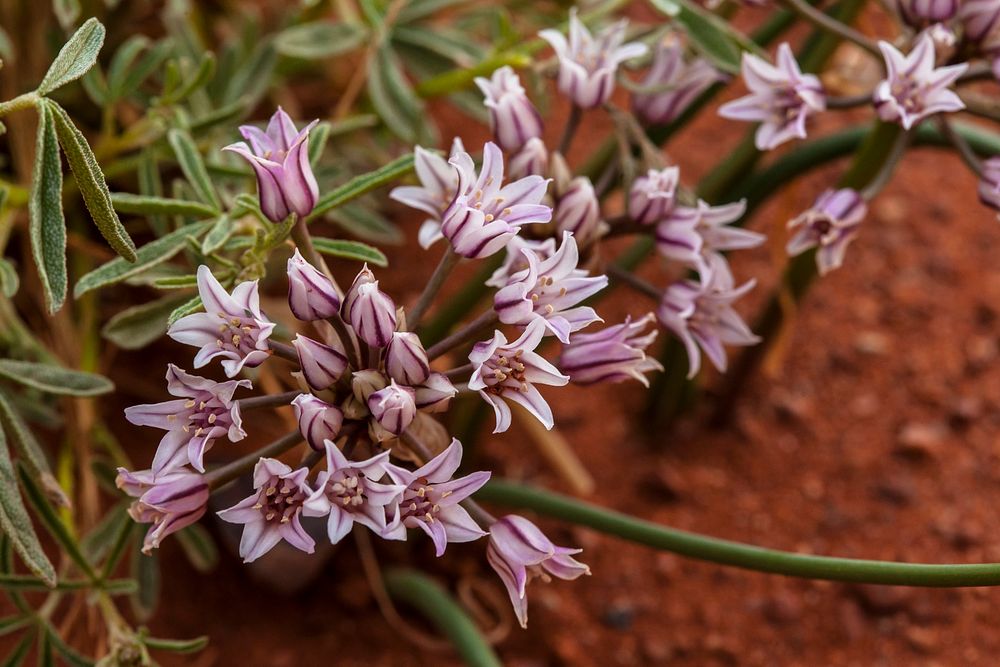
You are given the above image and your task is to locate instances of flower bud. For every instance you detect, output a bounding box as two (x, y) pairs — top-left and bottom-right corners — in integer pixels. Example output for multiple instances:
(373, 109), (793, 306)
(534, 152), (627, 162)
(632, 42), (722, 126)
(367, 381), (417, 436)
(385, 332), (431, 385)
(897, 0), (959, 25)
(222, 108), (319, 223)
(628, 167), (680, 226)
(551, 153), (604, 247)
(414, 373), (457, 413)
(507, 137), (549, 180)
(474, 66), (544, 152)
(344, 265), (397, 347)
(293, 334), (348, 391)
(287, 249), (341, 321)
(352, 369), (388, 403)
(291, 394), (344, 450)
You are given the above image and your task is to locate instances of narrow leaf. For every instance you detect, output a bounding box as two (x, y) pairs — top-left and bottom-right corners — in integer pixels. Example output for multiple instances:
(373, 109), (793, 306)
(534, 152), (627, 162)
(0, 388), (67, 508)
(101, 292), (192, 350)
(73, 220), (211, 297)
(142, 635), (209, 654)
(368, 45), (425, 143)
(0, 615), (31, 637)
(307, 153), (414, 221)
(328, 203), (403, 245)
(167, 129), (221, 210)
(0, 360), (112, 397)
(38, 17), (105, 95)
(167, 294), (203, 327)
(111, 193), (218, 218)
(1, 630), (34, 667)
(274, 22), (367, 59)
(200, 214), (235, 255)
(0, 258), (19, 297)
(130, 534), (159, 621)
(52, 0), (81, 31)
(174, 524), (217, 573)
(17, 464), (96, 580)
(312, 238), (387, 266)
(0, 430), (56, 587)
(28, 100), (66, 313)
(649, 0), (760, 74)
(46, 101), (137, 262)
(44, 625), (93, 667)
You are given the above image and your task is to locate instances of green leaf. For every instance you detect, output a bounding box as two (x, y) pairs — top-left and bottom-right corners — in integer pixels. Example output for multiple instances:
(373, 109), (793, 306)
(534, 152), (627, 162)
(307, 152), (414, 221)
(44, 625), (93, 667)
(368, 45), (428, 144)
(167, 294), (203, 326)
(130, 534), (159, 621)
(0, 26), (13, 64)
(0, 430), (56, 587)
(308, 121), (331, 168)
(106, 35), (151, 97)
(649, 0), (759, 74)
(0, 359), (113, 397)
(17, 464), (96, 580)
(46, 101), (137, 262)
(0, 259), (19, 298)
(0, 615), (31, 637)
(52, 0), (81, 31)
(1, 630), (34, 667)
(150, 275), (197, 289)
(141, 635), (209, 654)
(111, 193), (218, 218)
(312, 238), (387, 266)
(101, 292), (192, 350)
(28, 100), (66, 313)
(0, 574), (93, 591)
(174, 524), (217, 574)
(328, 203), (402, 245)
(0, 388), (67, 509)
(167, 129), (221, 210)
(37, 18), (106, 95)
(200, 214), (235, 255)
(73, 220), (211, 297)
(274, 22), (367, 59)
(81, 503), (129, 563)
(158, 53), (215, 106)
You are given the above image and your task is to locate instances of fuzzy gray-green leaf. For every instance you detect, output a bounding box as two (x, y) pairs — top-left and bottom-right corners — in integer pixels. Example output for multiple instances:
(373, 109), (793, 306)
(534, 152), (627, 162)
(111, 192), (218, 218)
(101, 292), (192, 350)
(312, 237), (388, 266)
(167, 129), (222, 211)
(0, 429), (56, 587)
(0, 359), (113, 397)
(38, 17), (106, 95)
(28, 101), (66, 312)
(274, 22), (367, 59)
(0, 258), (19, 298)
(74, 220), (211, 297)
(46, 100), (137, 262)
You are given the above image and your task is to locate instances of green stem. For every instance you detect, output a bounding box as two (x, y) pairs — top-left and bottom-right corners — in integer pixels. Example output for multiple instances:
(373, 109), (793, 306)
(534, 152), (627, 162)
(778, 0), (880, 58)
(407, 249), (459, 331)
(383, 569), (502, 667)
(0, 92), (38, 117)
(479, 480), (1000, 587)
(204, 431), (305, 490)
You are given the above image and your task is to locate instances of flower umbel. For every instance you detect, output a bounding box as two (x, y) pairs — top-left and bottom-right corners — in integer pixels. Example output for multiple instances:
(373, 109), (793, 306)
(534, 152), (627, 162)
(124, 364), (250, 474)
(718, 43), (825, 150)
(487, 515), (590, 628)
(468, 319), (570, 433)
(222, 107), (319, 223)
(168, 266), (275, 378)
(217, 457), (315, 563)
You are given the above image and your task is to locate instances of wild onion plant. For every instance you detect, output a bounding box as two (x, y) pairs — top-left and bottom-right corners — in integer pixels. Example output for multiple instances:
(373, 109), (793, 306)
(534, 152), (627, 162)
(1, 0), (1000, 663)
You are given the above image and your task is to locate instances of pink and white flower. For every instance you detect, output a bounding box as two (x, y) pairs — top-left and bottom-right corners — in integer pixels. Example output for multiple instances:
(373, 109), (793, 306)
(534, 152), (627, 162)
(116, 467), (209, 554)
(468, 319), (570, 433)
(719, 43), (825, 150)
(632, 42), (722, 126)
(168, 266), (275, 377)
(558, 314), (663, 386)
(383, 439), (490, 556)
(786, 188), (867, 275)
(287, 249), (341, 321)
(217, 457), (315, 563)
(291, 393), (344, 450)
(222, 107), (319, 223)
(474, 66), (544, 152)
(124, 364), (249, 474)
(874, 34), (967, 129)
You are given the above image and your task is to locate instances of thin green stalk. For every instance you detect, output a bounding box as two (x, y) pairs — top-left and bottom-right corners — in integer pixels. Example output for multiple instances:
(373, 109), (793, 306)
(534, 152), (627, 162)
(779, 0), (879, 58)
(479, 480), (1000, 587)
(383, 569), (502, 667)
(407, 249), (460, 331)
(0, 92), (38, 117)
